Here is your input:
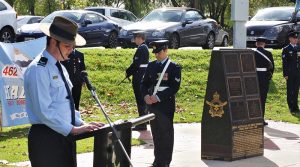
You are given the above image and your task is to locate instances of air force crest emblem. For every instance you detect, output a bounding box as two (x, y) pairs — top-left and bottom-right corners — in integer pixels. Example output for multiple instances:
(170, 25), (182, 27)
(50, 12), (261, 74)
(206, 92), (227, 117)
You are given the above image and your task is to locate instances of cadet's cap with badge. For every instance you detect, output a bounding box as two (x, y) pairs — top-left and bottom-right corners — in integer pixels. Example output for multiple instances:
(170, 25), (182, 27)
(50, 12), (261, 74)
(256, 37), (267, 43)
(288, 31), (299, 38)
(149, 40), (169, 53)
(133, 30), (146, 39)
(39, 16), (86, 46)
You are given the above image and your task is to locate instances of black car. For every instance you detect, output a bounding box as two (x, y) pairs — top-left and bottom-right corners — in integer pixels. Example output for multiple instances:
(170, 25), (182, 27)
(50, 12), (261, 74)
(16, 10), (119, 48)
(118, 7), (219, 49)
(246, 7), (300, 48)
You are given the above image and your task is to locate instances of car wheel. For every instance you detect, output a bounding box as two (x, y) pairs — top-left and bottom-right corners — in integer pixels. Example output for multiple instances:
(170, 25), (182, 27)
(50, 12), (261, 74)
(107, 31), (117, 48)
(169, 33), (180, 49)
(203, 32), (215, 49)
(0, 27), (15, 43)
(222, 36), (228, 47)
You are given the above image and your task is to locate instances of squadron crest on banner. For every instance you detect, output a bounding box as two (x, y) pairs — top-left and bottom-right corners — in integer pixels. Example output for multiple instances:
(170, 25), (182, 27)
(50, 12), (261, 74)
(206, 92), (227, 117)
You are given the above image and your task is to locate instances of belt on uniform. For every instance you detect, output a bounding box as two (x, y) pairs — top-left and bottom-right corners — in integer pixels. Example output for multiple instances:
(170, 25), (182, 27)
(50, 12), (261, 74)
(139, 64), (148, 68)
(256, 68), (267, 71)
(154, 86), (169, 92)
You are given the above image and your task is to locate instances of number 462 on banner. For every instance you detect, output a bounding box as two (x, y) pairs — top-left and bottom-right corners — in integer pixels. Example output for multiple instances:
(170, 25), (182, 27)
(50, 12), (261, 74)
(2, 65), (19, 78)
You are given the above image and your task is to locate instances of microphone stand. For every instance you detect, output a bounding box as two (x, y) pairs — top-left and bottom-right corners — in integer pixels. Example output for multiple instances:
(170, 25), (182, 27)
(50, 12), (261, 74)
(87, 87), (134, 167)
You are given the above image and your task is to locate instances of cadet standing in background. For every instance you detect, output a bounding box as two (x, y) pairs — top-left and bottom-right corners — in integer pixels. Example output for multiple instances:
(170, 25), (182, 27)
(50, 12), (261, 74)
(141, 40), (181, 167)
(125, 31), (149, 131)
(281, 31), (300, 114)
(62, 49), (86, 110)
(254, 37), (274, 126)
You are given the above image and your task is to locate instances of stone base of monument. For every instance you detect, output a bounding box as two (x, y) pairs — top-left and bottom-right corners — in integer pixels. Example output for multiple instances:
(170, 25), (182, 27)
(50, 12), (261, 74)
(201, 49), (264, 161)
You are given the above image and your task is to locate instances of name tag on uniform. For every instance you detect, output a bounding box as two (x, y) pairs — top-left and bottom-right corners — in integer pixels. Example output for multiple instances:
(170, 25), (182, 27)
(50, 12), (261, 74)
(297, 52), (300, 57)
(53, 75), (58, 80)
(163, 73), (168, 80)
(157, 73), (169, 81)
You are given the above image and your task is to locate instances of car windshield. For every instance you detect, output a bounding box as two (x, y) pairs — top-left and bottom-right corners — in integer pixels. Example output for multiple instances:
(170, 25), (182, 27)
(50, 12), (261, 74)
(251, 8), (293, 21)
(142, 10), (183, 22)
(41, 11), (83, 24)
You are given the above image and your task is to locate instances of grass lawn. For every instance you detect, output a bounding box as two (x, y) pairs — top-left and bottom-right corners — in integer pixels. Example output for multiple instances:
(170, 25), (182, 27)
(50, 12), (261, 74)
(0, 48), (299, 164)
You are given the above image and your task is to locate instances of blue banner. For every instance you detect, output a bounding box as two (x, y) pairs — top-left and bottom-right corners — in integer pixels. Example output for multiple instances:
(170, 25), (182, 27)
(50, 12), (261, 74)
(0, 37), (46, 127)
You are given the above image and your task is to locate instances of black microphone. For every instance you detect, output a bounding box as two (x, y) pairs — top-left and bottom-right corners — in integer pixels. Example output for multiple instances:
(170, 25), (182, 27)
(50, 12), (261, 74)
(80, 71), (95, 91)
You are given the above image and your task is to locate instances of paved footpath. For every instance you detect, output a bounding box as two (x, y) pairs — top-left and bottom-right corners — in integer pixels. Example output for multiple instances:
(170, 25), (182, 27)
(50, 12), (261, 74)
(10, 120), (300, 167)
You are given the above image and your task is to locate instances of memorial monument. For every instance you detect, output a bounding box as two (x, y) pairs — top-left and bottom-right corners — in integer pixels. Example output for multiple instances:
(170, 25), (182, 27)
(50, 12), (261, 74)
(201, 49), (264, 161)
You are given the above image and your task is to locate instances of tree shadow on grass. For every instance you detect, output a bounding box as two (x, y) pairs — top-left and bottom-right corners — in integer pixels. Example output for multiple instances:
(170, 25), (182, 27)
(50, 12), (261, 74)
(0, 126), (30, 142)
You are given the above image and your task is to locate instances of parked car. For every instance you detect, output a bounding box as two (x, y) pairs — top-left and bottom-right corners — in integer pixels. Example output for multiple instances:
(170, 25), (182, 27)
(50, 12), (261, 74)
(246, 7), (300, 48)
(118, 7), (219, 49)
(17, 15), (44, 29)
(85, 6), (138, 28)
(215, 26), (229, 47)
(0, 0), (17, 43)
(16, 10), (119, 47)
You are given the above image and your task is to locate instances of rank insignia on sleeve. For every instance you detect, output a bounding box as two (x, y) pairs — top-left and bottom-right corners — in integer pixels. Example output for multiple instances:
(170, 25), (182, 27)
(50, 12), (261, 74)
(175, 77), (180, 82)
(206, 92), (227, 118)
(52, 76), (58, 80)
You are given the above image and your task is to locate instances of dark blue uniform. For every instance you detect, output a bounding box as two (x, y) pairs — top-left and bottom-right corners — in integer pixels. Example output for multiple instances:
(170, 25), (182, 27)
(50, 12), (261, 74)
(141, 58), (181, 166)
(62, 49), (86, 110)
(255, 47), (274, 121)
(282, 44), (300, 113)
(126, 43), (149, 129)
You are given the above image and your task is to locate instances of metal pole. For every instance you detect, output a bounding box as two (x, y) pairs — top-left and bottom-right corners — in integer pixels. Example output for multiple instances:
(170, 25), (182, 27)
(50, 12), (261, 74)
(231, 0), (249, 49)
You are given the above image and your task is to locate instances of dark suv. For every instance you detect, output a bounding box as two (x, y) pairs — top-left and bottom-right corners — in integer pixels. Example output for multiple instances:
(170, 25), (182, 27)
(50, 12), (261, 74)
(246, 7), (300, 48)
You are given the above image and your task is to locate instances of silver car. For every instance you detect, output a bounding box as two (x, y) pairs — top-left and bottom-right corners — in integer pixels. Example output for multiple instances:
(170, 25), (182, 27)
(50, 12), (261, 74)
(85, 6), (138, 28)
(0, 0), (17, 43)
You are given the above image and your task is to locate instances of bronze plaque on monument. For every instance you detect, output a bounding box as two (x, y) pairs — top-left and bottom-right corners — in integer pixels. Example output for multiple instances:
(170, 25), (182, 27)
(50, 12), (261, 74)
(227, 77), (243, 97)
(247, 99), (262, 118)
(244, 76), (259, 95)
(202, 49), (263, 161)
(230, 100), (247, 121)
(224, 53), (240, 74)
(241, 53), (256, 73)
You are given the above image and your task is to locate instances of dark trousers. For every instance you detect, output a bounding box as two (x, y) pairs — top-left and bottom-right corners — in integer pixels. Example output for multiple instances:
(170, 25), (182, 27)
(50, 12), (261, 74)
(150, 108), (174, 166)
(72, 84), (82, 111)
(286, 72), (300, 112)
(28, 124), (76, 167)
(257, 72), (270, 118)
(133, 81), (147, 128)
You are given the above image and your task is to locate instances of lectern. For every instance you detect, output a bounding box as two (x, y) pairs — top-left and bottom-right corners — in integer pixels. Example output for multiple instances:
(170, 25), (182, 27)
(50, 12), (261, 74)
(72, 113), (155, 167)
(201, 49), (264, 161)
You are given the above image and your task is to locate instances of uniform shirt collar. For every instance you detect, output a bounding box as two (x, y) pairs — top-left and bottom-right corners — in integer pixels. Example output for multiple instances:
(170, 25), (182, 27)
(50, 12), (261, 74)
(157, 57), (168, 64)
(42, 50), (58, 65)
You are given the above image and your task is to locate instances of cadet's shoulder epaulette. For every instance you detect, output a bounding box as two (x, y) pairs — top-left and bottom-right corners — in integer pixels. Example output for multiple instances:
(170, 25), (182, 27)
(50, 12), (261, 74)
(150, 60), (157, 64)
(170, 61), (179, 66)
(140, 44), (148, 49)
(37, 57), (48, 67)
